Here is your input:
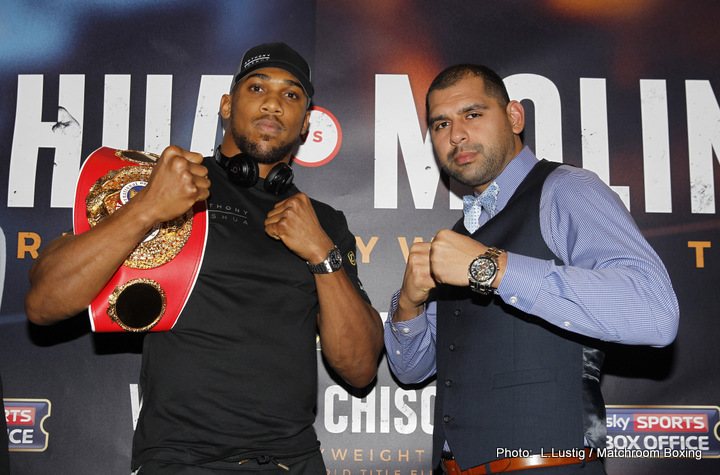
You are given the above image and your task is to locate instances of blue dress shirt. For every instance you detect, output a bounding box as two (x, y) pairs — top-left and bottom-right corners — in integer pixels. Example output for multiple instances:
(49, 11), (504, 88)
(385, 147), (680, 385)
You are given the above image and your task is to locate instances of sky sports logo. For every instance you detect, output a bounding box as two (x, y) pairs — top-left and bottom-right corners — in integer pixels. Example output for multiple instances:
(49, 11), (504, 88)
(605, 406), (720, 459)
(4, 399), (51, 452)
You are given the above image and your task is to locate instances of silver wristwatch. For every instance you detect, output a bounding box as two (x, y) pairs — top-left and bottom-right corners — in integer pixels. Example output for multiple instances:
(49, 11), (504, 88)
(307, 247), (343, 274)
(468, 247), (504, 294)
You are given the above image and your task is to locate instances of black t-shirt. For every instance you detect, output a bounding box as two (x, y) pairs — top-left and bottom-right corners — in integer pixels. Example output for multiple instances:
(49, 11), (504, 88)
(131, 157), (368, 468)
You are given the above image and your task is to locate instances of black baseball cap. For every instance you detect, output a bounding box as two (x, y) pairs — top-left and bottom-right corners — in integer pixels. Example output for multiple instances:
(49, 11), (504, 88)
(231, 42), (314, 98)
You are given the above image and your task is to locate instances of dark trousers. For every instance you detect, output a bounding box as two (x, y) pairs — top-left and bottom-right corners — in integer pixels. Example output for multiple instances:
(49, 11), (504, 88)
(136, 451), (326, 474)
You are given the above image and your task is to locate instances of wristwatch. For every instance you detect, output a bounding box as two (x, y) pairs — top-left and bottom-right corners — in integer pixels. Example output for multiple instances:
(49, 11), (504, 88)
(468, 247), (504, 294)
(307, 246), (343, 274)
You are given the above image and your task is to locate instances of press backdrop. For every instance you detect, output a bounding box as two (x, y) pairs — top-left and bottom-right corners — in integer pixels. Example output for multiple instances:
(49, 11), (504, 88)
(2, 1), (719, 474)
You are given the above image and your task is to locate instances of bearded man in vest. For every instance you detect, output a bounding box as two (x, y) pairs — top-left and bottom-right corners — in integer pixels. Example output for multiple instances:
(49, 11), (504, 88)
(384, 64), (679, 474)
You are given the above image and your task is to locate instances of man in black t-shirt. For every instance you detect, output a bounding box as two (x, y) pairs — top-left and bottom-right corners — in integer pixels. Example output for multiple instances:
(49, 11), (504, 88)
(25, 42), (384, 473)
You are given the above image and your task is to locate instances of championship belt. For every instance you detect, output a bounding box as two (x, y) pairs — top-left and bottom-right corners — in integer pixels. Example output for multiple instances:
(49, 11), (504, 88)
(73, 147), (208, 332)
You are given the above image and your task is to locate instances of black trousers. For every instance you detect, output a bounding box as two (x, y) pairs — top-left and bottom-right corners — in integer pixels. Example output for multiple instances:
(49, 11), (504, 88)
(135, 451), (326, 474)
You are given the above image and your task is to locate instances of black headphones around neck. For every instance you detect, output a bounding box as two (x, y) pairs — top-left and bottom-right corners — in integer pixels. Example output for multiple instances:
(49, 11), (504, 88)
(216, 148), (294, 196)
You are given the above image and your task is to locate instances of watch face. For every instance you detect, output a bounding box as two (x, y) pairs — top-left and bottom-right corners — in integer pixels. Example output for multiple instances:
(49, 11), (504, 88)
(470, 256), (497, 283)
(328, 248), (343, 270)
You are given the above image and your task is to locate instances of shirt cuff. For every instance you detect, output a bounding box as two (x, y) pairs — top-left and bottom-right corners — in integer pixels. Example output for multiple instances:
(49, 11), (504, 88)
(386, 289), (429, 338)
(496, 252), (548, 312)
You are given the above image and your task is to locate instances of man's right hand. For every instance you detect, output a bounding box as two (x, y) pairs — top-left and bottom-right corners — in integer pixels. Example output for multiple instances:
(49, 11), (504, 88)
(132, 145), (211, 227)
(394, 242), (436, 322)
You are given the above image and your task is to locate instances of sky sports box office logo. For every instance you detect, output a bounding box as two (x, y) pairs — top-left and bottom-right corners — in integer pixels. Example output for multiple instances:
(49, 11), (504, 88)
(605, 406), (720, 460)
(4, 399), (51, 452)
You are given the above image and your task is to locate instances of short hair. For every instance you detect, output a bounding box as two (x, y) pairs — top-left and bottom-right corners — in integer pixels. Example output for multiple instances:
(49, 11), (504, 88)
(425, 64), (510, 123)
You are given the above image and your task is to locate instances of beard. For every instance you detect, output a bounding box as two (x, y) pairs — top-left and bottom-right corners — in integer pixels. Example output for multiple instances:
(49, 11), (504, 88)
(229, 113), (297, 165)
(442, 132), (516, 188)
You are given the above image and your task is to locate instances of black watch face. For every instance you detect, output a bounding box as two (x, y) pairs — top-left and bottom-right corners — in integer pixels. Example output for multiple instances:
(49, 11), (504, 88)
(329, 248), (343, 270)
(470, 257), (496, 282)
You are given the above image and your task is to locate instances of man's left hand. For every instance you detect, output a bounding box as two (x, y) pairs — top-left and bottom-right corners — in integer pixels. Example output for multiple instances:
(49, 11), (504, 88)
(429, 229), (488, 286)
(265, 193), (334, 263)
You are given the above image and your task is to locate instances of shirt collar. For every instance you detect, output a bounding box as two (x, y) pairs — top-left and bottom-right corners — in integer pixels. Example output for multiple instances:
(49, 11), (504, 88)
(488, 146), (538, 215)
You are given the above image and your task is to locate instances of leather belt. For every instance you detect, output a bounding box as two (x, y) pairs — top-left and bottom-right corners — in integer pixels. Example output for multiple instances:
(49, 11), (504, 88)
(442, 449), (597, 474)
